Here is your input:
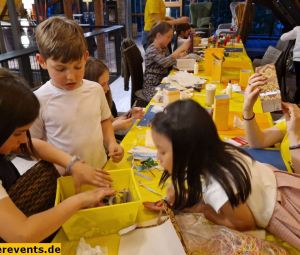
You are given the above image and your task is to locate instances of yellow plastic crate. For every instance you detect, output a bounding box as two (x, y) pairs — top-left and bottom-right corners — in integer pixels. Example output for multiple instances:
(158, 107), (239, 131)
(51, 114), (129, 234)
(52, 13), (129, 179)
(55, 169), (142, 241)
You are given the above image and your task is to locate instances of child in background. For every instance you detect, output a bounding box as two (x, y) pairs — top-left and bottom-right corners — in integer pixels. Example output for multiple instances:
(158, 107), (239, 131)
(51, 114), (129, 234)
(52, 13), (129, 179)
(243, 73), (300, 173)
(0, 68), (114, 242)
(84, 57), (144, 134)
(280, 26), (300, 103)
(31, 17), (123, 169)
(149, 99), (300, 250)
(142, 22), (190, 102)
(175, 23), (191, 49)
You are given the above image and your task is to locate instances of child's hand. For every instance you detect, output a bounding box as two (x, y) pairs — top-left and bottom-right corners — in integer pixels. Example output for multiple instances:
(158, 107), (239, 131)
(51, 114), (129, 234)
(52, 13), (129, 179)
(108, 143), (124, 162)
(243, 73), (267, 114)
(77, 187), (116, 208)
(131, 107), (144, 119)
(71, 161), (113, 193)
(113, 116), (133, 131)
(143, 200), (164, 211)
(282, 102), (300, 138)
(180, 39), (191, 52)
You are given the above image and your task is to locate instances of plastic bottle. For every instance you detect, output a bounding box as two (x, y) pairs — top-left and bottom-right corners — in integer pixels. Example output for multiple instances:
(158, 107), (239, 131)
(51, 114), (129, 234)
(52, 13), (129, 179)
(194, 62), (199, 75)
(189, 33), (194, 53)
(226, 80), (232, 97)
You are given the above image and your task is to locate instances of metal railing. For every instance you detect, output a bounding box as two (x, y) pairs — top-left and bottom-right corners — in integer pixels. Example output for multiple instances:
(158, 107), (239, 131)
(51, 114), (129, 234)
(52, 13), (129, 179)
(0, 24), (125, 88)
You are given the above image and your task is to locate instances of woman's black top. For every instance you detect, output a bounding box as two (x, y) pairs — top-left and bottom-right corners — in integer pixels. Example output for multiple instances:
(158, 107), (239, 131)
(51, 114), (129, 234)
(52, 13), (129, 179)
(0, 155), (20, 190)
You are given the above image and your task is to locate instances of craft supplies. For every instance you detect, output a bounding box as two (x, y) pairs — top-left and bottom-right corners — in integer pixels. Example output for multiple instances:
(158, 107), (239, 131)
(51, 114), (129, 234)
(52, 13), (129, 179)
(194, 62), (199, 75)
(163, 87), (180, 106)
(138, 181), (162, 197)
(134, 171), (152, 181)
(102, 189), (131, 206)
(256, 64), (282, 112)
(226, 80), (232, 97)
(76, 237), (107, 255)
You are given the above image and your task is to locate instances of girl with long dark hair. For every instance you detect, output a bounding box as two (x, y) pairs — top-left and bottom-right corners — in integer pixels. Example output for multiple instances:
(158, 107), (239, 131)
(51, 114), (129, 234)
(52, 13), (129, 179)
(150, 99), (300, 250)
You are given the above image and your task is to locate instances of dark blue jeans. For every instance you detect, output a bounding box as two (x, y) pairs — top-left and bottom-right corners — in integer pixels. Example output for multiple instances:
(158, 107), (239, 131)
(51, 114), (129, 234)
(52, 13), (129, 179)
(142, 30), (149, 51)
(294, 61), (300, 103)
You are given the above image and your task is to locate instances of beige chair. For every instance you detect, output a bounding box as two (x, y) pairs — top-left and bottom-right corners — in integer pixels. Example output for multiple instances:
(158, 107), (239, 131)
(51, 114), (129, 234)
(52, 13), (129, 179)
(216, 2), (246, 36)
(164, 0), (183, 16)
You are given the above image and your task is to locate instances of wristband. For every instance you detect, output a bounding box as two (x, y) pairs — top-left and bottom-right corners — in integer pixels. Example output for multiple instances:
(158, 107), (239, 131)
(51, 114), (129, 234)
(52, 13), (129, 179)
(242, 113), (255, 121)
(289, 144), (300, 150)
(65, 155), (81, 175)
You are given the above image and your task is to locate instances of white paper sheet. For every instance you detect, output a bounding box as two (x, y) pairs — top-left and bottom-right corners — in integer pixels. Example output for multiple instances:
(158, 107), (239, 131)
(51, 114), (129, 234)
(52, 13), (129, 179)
(118, 219), (186, 255)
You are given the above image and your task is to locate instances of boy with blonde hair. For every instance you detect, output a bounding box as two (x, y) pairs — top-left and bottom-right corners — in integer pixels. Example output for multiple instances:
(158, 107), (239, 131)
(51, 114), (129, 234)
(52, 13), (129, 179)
(31, 16), (123, 168)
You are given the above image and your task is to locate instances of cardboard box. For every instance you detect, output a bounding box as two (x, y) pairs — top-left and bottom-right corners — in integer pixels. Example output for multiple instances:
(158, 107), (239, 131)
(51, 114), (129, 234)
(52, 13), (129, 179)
(213, 94), (230, 131)
(255, 64), (282, 112)
(163, 87), (180, 106)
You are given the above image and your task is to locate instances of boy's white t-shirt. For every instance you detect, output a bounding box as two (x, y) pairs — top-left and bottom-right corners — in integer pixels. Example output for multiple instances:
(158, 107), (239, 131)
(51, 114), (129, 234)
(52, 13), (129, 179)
(202, 150), (277, 228)
(177, 37), (188, 48)
(30, 79), (112, 168)
(0, 181), (8, 200)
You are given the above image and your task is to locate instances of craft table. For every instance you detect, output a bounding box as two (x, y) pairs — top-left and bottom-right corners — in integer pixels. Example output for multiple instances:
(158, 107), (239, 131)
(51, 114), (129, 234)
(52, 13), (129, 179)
(52, 43), (274, 254)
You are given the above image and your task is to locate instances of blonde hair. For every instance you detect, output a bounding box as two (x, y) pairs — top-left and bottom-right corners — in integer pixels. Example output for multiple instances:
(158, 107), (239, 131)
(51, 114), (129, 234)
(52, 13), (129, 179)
(35, 16), (87, 62)
(84, 57), (113, 109)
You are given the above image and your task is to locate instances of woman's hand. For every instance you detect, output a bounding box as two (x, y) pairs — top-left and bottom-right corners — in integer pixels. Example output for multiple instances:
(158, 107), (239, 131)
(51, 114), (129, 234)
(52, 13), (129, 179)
(176, 16), (189, 25)
(243, 73), (267, 117)
(113, 116), (134, 132)
(77, 187), (116, 209)
(107, 142), (124, 163)
(130, 107), (144, 119)
(71, 161), (113, 193)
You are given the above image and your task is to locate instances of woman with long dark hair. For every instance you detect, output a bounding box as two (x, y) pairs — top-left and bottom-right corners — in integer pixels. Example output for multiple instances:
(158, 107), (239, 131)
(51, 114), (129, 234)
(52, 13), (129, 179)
(0, 68), (114, 242)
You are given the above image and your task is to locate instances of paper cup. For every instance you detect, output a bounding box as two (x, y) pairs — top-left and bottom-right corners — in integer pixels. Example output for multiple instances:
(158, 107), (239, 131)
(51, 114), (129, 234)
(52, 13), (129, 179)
(205, 84), (216, 107)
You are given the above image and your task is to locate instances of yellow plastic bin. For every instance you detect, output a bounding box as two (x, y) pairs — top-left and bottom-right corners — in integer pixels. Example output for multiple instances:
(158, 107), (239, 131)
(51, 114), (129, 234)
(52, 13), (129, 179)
(55, 169), (142, 240)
